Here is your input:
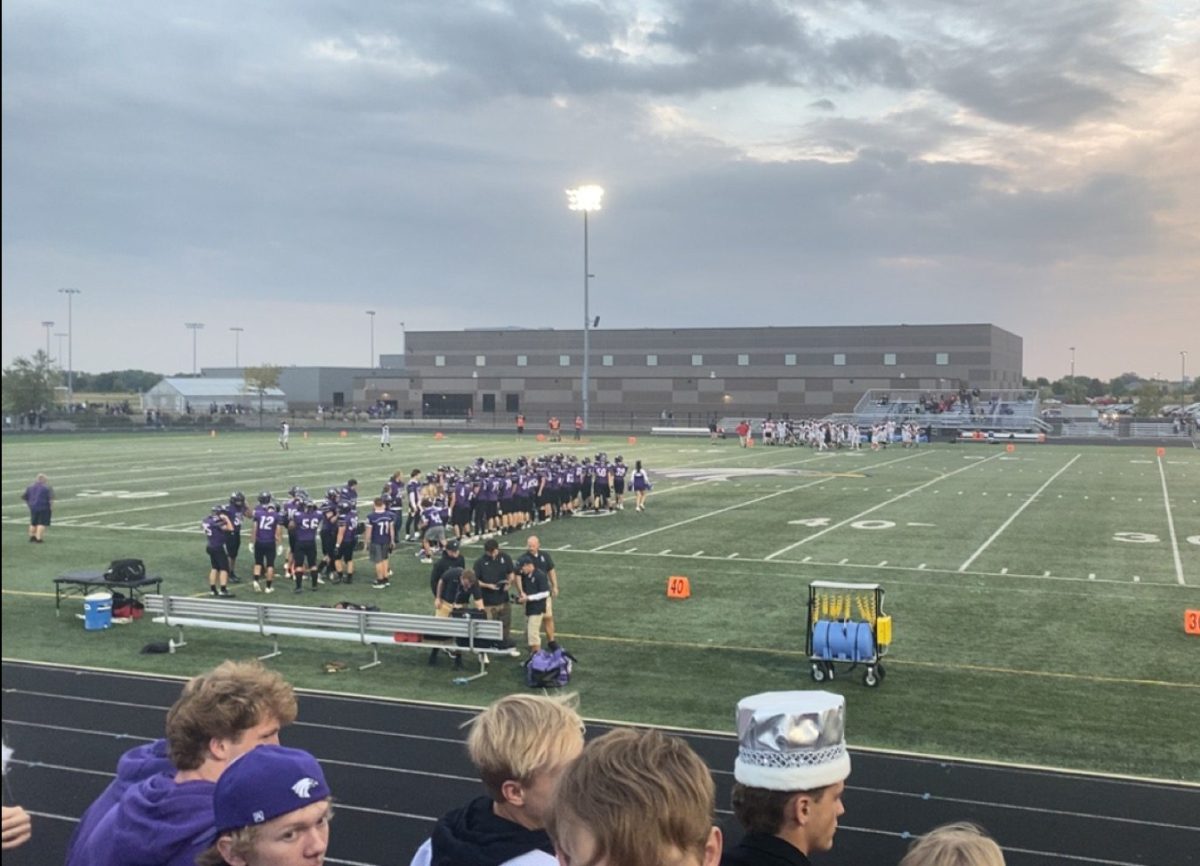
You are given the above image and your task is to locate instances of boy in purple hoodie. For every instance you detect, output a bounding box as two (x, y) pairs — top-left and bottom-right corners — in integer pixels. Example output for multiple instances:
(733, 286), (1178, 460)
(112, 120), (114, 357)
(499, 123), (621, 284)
(65, 660), (297, 866)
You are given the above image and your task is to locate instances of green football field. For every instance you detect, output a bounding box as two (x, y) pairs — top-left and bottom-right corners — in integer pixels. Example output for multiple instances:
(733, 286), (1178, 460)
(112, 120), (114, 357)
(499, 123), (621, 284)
(3, 430), (1198, 781)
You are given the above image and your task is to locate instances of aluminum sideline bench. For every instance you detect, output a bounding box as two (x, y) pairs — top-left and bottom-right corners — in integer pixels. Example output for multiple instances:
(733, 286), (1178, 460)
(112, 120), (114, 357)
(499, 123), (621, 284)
(144, 594), (516, 683)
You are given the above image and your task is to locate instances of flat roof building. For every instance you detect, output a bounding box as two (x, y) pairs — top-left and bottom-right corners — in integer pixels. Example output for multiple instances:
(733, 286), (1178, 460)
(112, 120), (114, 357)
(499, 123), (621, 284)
(362, 323), (1022, 426)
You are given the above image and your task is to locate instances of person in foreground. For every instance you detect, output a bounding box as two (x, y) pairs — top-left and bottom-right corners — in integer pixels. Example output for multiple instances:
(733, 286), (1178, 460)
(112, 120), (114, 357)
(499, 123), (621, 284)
(721, 691), (851, 866)
(546, 727), (723, 866)
(197, 745), (332, 866)
(897, 821), (1006, 866)
(67, 659), (298, 866)
(410, 693), (585, 866)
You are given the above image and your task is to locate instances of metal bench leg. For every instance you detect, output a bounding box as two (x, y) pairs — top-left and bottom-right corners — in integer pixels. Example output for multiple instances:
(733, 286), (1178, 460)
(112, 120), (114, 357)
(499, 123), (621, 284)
(173, 628), (187, 649)
(359, 645), (381, 670)
(453, 652), (491, 685)
(258, 639), (281, 661)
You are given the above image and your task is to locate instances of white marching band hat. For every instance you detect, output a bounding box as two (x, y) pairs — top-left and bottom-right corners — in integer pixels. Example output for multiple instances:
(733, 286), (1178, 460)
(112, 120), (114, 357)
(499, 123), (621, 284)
(734, 690), (851, 791)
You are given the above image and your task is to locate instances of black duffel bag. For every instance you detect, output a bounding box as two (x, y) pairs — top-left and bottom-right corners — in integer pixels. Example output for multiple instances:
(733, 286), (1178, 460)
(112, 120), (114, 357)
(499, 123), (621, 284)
(104, 559), (147, 582)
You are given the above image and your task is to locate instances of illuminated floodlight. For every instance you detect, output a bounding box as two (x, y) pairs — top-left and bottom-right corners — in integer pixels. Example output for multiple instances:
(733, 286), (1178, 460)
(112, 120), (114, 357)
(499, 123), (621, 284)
(566, 185), (604, 212)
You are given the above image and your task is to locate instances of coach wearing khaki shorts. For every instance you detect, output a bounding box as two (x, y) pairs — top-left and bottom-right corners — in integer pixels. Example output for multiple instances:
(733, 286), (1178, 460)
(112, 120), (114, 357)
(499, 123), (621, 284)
(515, 555), (551, 653)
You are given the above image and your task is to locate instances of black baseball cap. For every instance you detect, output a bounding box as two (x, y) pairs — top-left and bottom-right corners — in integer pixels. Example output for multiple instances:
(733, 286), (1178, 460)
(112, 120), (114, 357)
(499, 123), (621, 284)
(445, 539), (461, 551)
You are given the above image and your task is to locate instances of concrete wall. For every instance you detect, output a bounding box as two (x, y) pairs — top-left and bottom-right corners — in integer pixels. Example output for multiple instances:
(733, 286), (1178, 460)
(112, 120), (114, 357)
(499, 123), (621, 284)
(368, 324), (1023, 422)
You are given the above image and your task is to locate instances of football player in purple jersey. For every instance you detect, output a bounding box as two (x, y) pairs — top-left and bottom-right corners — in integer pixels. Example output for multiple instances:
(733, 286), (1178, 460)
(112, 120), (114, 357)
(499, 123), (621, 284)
(202, 506), (236, 597)
(224, 492), (249, 584)
(250, 492), (281, 593)
(333, 501), (358, 584)
(366, 498), (396, 589)
(290, 499), (323, 592)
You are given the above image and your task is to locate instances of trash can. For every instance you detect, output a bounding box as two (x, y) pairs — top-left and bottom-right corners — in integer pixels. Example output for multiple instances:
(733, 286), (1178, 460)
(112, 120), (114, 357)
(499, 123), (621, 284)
(83, 592), (113, 630)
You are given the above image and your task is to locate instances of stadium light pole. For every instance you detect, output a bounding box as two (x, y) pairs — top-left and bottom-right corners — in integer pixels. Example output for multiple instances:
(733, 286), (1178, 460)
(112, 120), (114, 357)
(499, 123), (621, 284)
(566, 184), (603, 432)
(59, 288), (81, 407)
(41, 320), (54, 361)
(230, 326), (244, 368)
(366, 310), (376, 368)
(1069, 346), (1076, 381)
(185, 322), (205, 375)
(1181, 351), (1188, 391)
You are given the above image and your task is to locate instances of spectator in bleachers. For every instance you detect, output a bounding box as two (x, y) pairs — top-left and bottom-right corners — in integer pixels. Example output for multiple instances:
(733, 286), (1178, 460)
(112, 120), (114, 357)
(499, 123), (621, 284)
(897, 821), (1005, 866)
(196, 745), (332, 866)
(546, 727), (723, 866)
(721, 691), (851, 866)
(410, 693), (585, 866)
(66, 660), (298, 866)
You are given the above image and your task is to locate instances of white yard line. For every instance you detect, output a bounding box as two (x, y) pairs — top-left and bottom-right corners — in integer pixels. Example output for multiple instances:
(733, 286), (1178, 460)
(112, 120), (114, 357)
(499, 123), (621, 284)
(957, 454), (1081, 573)
(763, 452), (1003, 561)
(591, 451), (928, 552)
(1157, 457), (1186, 586)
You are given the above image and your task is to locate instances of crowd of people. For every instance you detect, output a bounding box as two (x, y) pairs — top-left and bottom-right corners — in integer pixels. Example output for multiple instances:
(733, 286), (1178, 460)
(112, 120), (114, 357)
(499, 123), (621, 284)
(34, 661), (1005, 865)
(732, 418), (927, 451)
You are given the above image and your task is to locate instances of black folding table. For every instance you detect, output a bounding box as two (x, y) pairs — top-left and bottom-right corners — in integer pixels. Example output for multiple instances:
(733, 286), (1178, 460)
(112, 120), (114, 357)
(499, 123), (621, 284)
(53, 570), (164, 615)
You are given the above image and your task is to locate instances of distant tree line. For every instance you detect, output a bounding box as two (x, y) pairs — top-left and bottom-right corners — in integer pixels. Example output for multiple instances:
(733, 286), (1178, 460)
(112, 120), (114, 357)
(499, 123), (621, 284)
(1023, 372), (1195, 417)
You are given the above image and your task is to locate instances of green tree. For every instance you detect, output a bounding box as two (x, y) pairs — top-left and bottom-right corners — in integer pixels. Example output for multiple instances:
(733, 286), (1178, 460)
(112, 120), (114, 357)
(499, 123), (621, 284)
(2, 351), (58, 416)
(1109, 372), (1140, 397)
(1132, 382), (1165, 417)
(243, 365), (283, 427)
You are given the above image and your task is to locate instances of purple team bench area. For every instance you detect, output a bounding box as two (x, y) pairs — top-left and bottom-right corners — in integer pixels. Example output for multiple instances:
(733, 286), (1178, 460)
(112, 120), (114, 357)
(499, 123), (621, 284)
(53, 570), (164, 614)
(143, 594), (516, 683)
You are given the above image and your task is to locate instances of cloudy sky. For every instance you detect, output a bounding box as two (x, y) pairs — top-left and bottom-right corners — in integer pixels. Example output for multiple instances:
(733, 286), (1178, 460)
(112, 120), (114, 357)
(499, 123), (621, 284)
(3, 0), (1196, 381)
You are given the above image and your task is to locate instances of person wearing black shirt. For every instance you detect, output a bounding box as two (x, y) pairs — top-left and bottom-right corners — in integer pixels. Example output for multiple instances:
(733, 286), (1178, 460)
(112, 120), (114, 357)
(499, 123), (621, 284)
(472, 539), (515, 645)
(515, 556), (551, 654)
(429, 538), (465, 598)
(524, 536), (558, 643)
(432, 566), (484, 669)
(721, 691), (851, 866)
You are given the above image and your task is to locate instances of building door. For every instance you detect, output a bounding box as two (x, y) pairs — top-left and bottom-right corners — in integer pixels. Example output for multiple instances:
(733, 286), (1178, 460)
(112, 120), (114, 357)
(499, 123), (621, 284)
(505, 393), (520, 413)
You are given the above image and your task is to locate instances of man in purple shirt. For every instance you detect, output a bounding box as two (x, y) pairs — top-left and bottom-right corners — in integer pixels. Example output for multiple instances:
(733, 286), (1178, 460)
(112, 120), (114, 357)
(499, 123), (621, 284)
(21, 473), (53, 543)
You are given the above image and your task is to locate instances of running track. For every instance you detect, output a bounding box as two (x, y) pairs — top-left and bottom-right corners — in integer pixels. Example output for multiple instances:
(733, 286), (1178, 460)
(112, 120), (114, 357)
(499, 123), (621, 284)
(2, 660), (1195, 865)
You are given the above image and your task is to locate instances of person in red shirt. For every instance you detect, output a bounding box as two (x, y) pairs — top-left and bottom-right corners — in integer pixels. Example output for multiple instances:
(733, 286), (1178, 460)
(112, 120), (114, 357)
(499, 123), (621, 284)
(736, 420), (751, 448)
(574, 415), (583, 440)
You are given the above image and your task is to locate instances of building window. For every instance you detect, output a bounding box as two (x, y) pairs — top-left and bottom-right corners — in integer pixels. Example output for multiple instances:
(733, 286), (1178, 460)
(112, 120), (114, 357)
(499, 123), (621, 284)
(738, 354), (750, 366)
(833, 353), (846, 366)
(785, 353), (797, 366)
(692, 354), (703, 366)
(560, 355), (571, 366)
(475, 355), (486, 367)
(884, 353), (897, 366)
(647, 354), (658, 366)
(516, 355), (528, 367)
(434, 355), (445, 367)
(936, 352), (950, 366)
(602, 355), (614, 366)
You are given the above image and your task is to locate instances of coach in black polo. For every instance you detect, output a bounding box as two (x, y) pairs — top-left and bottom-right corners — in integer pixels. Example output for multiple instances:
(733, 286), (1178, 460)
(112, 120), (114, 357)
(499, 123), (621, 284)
(525, 536), (559, 644)
(429, 538), (465, 598)
(472, 538), (515, 645)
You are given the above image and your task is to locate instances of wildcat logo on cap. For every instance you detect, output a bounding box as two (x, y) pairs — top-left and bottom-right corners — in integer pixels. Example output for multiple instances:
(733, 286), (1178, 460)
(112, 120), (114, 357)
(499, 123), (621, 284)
(291, 777), (320, 799)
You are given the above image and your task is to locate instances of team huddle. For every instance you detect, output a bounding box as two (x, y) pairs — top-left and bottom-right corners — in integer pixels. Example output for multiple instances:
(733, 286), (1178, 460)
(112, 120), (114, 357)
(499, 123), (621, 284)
(198, 452), (653, 595)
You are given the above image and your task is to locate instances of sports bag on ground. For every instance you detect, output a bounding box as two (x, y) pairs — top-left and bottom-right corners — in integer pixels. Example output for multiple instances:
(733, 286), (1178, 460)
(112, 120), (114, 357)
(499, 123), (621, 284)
(104, 559), (146, 582)
(525, 641), (575, 688)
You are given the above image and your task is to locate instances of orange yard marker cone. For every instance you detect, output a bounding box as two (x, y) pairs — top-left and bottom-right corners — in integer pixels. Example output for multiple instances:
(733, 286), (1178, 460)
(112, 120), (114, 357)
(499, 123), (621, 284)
(1186, 610), (1200, 636)
(434, 431), (444, 440)
(628, 436), (637, 445)
(1156, 447), (1166, 457)
(339, 430), (347, 438)
(667, 576), (691, 599)
(536, 433), (546, 442)
(1006, 443), (1015, 453)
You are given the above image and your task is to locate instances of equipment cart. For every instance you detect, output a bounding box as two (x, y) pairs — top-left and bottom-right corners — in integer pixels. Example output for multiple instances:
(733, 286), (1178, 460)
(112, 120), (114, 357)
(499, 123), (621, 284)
(806, 580), (892, 687)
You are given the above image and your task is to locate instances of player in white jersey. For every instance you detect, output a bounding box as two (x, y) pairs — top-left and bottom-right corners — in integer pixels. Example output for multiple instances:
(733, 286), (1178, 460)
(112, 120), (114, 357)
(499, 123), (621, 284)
(380, 423), (391, 449)
(278, 421), (290, 450)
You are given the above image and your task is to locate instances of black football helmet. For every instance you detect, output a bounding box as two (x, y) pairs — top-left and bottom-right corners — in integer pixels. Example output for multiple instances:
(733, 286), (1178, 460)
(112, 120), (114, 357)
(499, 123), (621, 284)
(258, 491), (272, 505)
